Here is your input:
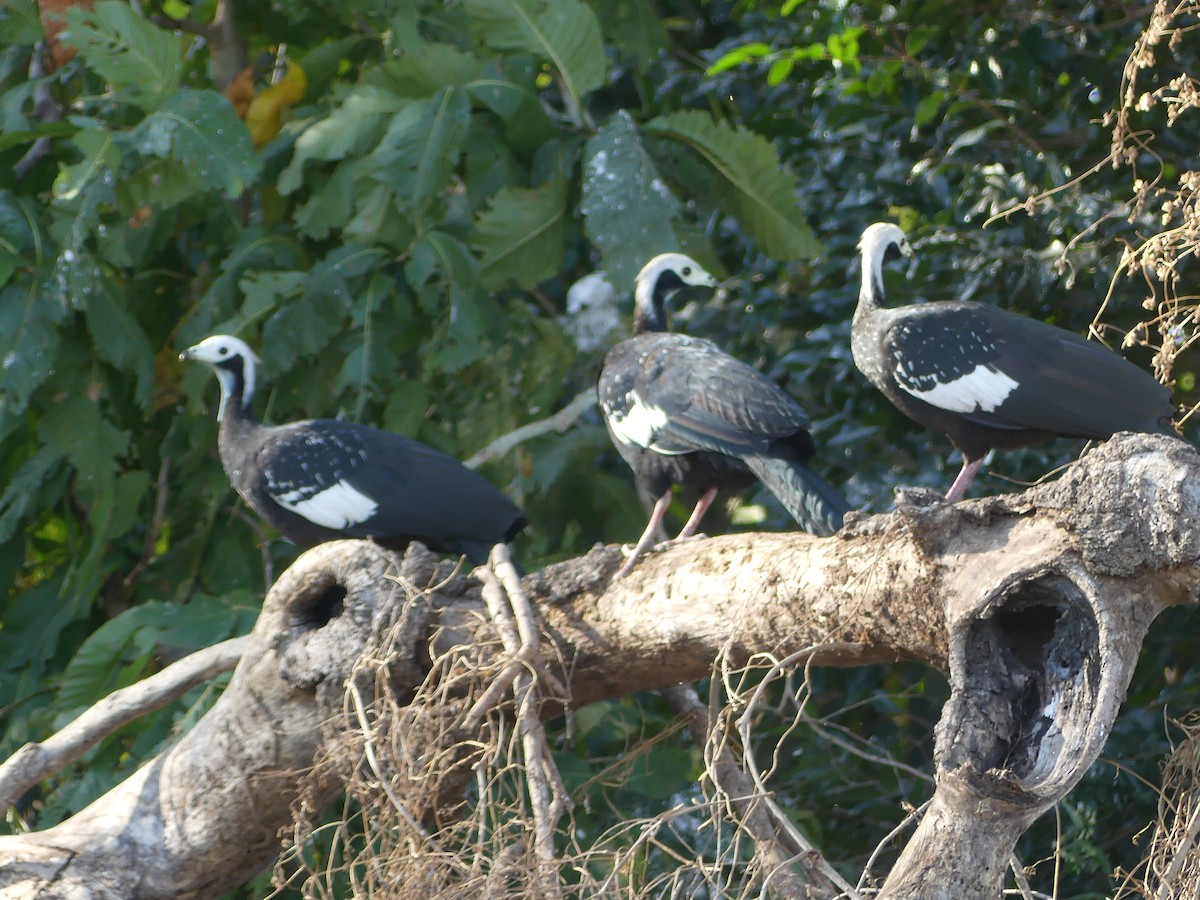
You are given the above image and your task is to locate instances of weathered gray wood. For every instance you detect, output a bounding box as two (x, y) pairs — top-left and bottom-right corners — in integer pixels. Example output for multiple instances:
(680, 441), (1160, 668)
(0, 433), (1194, 899)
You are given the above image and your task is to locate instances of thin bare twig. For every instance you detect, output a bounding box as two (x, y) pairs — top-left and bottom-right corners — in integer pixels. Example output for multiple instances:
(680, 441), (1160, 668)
(464, 389), (597, 470)
(478, 544), (569, 898)
(0, 636), (247, 810)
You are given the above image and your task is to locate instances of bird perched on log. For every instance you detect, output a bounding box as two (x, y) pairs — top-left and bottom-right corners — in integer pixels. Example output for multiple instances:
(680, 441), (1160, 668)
(851, 222), (1176, 500)
(599, 254), (848, 576)
(181, 335), (525, 564)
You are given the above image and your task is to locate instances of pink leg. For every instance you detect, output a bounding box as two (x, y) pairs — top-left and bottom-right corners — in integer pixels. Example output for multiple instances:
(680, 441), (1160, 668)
(945, 457), (985, 502)
(617, 491), (673, 578)
(675, 486), (718, 540)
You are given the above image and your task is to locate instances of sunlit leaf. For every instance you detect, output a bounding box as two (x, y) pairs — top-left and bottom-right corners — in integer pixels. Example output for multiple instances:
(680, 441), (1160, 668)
(647, 110), (821, 261)
(61, 1), (183, 103)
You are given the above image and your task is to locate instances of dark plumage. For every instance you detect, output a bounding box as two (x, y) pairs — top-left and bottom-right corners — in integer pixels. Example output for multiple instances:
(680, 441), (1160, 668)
(181, 335), (525, 564)
(851, 222), (1176, 500)
(599, 254), (848, 575)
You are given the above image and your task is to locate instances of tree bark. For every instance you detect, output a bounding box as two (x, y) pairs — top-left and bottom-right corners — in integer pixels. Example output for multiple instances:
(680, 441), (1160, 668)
(0, 433), (1194, 899)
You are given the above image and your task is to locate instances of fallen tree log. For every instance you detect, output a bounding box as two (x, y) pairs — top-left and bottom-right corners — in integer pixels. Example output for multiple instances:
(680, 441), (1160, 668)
(0, 433), (1195, 899)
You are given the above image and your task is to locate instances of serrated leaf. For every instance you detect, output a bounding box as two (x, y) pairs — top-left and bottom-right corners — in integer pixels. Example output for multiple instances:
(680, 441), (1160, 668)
(298, 37), (369, 98)
(0, 120), (77, 153)
(187, 229), (306, 342)
(0, 189), (39, 256)
(38, 394), (130, 490)
(380, 43), (484, 96)
(581, 112), (680, 291)
(60, 1), (183, 103)
(117, 158), (202, 211)
(260, 245), (388, 369)
(467, 0), (606, 112)
(132, 89), (259, 198)
(472, 179), (567, 289)
(53, 128), (119, 202)
(278, 85), (409, 195)
(0, 449), (65, 545)
(83, 282), (156, 409)
(647, 111), (821, 261)
(365, 87), (470, 217)
(295, 161), (355, 239)
(590, 0), (667, 68)
(0, 281), (67, 418)
(469, 58), (538, 122)
(58, 601), (171, 712)
(407, 232), (493, 372)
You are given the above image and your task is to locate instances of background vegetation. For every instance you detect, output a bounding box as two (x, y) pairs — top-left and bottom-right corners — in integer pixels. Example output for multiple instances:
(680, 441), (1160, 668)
(0, 0), (1197, 895)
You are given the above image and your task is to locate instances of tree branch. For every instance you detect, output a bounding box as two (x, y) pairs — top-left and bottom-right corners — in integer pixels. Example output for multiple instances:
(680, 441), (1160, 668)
(0, 636), (247, 812)
(463, 388), (597, 470)
(0, 434), (1195, 898)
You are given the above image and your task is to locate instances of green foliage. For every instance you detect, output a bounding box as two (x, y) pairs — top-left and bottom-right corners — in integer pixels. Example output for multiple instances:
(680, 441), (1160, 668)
(0, 0), (1196, 896)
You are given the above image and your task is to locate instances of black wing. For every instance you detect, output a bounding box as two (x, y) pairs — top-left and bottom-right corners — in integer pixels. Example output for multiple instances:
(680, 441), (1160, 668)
(259, 419), (522, 542)
(885, 304), (1173, 436)
(600, 333), (810, 457)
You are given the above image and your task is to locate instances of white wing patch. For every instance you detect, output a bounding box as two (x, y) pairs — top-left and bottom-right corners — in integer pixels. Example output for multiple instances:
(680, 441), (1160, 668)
(901, 363), (1019, 414)
(608, 392), (670, 450)
(273, 480), (379, 530)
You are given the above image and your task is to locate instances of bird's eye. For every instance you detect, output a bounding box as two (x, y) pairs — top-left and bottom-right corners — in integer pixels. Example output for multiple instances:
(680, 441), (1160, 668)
(219, 347), (228, 356)
(682, 266), (692, 276)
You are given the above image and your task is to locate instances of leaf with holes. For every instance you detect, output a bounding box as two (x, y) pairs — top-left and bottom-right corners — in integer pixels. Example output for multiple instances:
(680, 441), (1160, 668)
(647, 110), (821, 261)
(61, 1), (183, 104)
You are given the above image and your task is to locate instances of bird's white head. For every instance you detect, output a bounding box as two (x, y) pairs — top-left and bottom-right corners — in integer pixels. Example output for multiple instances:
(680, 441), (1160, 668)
(857, 223), (914, 308)
(180, 334), (260, 421)
(633, 253), (718, 333)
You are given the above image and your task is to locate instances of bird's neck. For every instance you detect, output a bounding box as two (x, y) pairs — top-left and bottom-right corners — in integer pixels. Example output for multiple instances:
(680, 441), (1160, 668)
(213, 363), (256, 425)
(856, 249), (887, 318)
(633, 282), (671, 334)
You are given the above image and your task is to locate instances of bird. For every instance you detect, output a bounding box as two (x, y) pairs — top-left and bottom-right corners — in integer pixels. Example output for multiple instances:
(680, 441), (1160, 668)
(598, 253), (849, 576)
(180, 335), (526, 564)
(851, 222), (1176, 501)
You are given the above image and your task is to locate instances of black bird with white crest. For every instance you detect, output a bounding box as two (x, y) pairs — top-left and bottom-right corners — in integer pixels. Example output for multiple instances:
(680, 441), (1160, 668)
(598, 253), (849, 576)
(851, 222), (1176, 500)
(181, 335), (525, 564)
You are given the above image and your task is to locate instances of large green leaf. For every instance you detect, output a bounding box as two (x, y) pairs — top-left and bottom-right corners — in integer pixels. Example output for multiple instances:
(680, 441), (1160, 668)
(589, 0), (668, 68)
(38, 394), (130, 491)
(379, 44), (484, 96)
(407, 231), (495, 373)
(0, 449), (65, 545)
(278, 85), (410, 195)
(647, 111), (822, 261)
(581, 111), (680, 292)
(131, 89), (260, 198)
(261, 244), (388, 370)
(365, 87), (470, 217)
(57, 601), (169, 713)
(466, 0), (606, 113)
(61, 1), (183, 103)
(83, 282), (156, 409)
(0, 281), (67, 418)
(53, 128), (119, 202)
(472, 178), (567, 289)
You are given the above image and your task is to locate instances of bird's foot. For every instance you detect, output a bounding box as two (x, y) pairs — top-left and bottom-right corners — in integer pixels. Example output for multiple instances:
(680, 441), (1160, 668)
(659, 532), (708, 550)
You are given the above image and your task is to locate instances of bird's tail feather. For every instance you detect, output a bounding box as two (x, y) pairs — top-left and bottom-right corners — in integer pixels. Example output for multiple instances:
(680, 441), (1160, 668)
(744, 456), (849, 537)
